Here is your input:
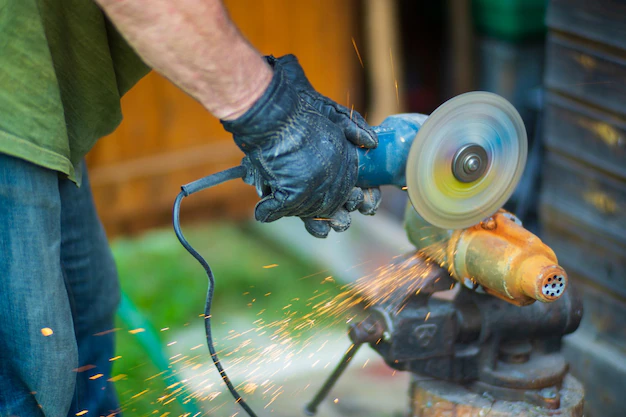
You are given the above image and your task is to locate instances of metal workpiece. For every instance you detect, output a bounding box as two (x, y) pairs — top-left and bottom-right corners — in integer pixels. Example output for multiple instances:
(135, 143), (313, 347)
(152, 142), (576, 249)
(405, 207), (569, 306)
(453, 213), (568, 305)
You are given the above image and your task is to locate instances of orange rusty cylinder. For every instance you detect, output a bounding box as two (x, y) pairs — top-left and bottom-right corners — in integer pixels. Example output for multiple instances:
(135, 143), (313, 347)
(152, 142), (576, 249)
(405, 207), (568, 306)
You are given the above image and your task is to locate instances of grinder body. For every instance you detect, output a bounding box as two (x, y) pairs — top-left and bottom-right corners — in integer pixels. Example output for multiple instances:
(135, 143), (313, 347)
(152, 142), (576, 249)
(356, 113), (427, 188)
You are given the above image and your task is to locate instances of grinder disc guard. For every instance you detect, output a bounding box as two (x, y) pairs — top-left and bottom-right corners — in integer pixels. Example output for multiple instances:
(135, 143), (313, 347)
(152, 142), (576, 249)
(406, 92), (527, 229)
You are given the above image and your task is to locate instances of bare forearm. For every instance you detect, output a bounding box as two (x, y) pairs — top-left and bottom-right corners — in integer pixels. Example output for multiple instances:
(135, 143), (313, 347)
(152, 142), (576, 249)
(94, 0), (272, 120)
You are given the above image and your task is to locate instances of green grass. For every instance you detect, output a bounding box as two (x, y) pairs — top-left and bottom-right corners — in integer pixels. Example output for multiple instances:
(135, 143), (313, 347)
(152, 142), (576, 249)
(109, 221), (341, 416)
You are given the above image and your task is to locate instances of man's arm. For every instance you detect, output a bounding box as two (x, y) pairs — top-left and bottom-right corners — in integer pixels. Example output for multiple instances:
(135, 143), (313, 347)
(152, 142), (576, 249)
(94, 0), (272, 120)
(95, 0), (381, 237)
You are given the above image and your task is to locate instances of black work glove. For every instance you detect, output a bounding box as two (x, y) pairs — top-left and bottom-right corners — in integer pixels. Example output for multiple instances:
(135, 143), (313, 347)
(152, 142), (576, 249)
(222, 55), (379, 238)
(275, 55), (383, 227)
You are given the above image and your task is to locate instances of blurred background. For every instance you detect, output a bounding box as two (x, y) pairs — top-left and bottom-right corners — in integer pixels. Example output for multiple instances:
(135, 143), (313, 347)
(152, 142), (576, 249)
(85, 1), (625, 416)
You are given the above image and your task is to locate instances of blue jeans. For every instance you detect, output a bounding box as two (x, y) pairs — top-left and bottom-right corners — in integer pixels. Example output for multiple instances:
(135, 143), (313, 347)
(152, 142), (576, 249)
(0, 155), (120, 417)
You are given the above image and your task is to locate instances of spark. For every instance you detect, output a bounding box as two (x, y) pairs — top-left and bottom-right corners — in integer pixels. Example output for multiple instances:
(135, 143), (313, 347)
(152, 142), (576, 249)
(76, 411), (88, 416)
(243, 383), (258, 394)
(351, 37), (364, 68)
(145, 371), (166, 381)
(111, 240), (457, 414)
(89, 374), (103, 380)
(109, 356), (122, 361)
(74, 365), (96, 373)
(161, 327), (170, 332)
(93, 328), (119, 336)
(264, 388), (283, 409)
(263, 264), (279, 269)
(41, 327), (53, 336)
(390, 49), (400, 108)
(128, 328), (145, 334)
(425, 312), (431, 321)
(131, 389), (149, 400)
(334, 398), (339, 404)
(108, 374), (127, 382)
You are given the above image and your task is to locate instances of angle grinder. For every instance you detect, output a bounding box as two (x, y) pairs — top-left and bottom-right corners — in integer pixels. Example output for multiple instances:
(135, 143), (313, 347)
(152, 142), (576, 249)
(171, 91), (528, 417)
(181, 91), (527, 229)
(358, 91), (527, 229)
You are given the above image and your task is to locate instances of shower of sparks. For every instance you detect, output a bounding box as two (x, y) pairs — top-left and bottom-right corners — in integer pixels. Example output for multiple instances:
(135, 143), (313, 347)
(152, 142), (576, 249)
(112, 236), (457, 414)
(41, 327), (53, 336)
(351, 37), (364, 68)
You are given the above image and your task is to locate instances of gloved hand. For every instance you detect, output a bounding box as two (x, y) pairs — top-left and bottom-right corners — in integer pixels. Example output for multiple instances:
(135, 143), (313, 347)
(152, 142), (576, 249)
(222, 55), (380, 238)
(274, 54), (382, 231)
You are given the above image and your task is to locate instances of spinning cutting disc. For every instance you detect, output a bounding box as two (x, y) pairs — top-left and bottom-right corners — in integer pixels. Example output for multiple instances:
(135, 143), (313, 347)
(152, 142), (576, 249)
(406, 92), (527, 229)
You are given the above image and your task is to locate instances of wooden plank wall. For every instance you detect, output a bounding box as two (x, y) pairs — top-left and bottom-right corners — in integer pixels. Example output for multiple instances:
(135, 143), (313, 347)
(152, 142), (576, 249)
(541, 1), (626, 415)
(86, 0), (363, 236)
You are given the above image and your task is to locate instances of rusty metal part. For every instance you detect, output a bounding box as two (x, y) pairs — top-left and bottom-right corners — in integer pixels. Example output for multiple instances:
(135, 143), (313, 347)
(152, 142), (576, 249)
(410, 374), (584, 417)
(405, 206), (569, 306)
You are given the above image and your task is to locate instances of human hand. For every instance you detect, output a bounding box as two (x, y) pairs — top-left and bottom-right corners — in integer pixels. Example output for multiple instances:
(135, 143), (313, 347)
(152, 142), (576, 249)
(222, 56), (380, 238)
(273, 54), (382, 232)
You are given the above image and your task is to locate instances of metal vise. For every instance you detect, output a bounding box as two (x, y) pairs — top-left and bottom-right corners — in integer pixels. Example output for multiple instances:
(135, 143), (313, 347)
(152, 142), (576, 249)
(306, 233), (584, 416)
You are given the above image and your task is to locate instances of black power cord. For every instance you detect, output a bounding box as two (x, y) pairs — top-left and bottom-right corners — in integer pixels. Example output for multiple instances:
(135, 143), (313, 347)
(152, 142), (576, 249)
(172, 165), (259, 417)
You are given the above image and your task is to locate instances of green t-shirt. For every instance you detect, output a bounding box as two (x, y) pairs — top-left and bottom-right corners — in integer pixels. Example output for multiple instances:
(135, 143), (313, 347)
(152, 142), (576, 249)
(0, 0), (150, 185)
